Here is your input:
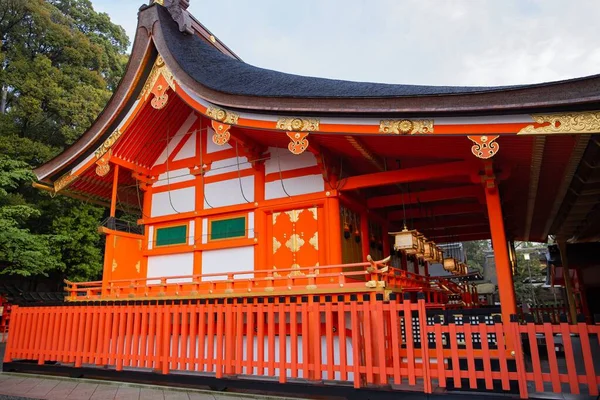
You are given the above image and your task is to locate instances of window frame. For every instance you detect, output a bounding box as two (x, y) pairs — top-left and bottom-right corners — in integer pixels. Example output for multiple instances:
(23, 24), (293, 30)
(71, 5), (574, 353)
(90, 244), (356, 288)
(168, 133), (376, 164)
(154, 223), (189, 248)
(207, 214), (248, 242)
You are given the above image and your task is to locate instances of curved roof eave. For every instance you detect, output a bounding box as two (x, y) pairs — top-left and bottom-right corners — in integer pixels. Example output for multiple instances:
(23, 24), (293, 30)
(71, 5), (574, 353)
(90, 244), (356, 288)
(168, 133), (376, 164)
(152, 6), (600, 115)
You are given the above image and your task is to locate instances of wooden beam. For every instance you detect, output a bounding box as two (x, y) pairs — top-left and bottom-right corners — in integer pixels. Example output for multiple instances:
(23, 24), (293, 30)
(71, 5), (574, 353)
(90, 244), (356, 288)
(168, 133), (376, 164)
(345, 136), (386, 171)
(339, 161), (474, 191)
(367, 185), (481, 209)
(388, 203), (484, 221)
(426, 225), (490, 240)
(412, 215), (488, 231)
(523, 136), (545, 240)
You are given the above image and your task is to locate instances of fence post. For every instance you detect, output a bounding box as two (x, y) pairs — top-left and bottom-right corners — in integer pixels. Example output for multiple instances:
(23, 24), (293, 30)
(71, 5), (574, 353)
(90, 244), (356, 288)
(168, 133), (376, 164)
(417, 293), (432, 393)
(510, 315), (529, 399)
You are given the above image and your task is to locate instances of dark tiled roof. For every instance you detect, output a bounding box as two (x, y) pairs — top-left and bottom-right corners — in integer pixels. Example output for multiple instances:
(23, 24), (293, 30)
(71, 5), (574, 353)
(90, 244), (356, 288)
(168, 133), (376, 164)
(159, 8), (595, 99)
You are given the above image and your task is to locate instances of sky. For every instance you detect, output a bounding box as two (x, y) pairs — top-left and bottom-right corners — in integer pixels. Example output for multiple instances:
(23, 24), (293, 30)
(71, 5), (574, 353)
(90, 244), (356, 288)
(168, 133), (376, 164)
(91, 0), (600, 87)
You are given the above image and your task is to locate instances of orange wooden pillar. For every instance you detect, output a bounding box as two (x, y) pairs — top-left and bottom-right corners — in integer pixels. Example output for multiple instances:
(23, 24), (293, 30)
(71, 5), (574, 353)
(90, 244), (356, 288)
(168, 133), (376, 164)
(484, 180), (516, 327)
(326, 195), (343, 265)
(110, 164), (119, 218)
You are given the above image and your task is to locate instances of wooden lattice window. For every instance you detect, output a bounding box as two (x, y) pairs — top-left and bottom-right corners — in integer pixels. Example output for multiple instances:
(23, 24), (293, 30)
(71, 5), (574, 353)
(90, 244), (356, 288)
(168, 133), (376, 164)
(209, 216), (246, 241)
(155, 224), (187, 247)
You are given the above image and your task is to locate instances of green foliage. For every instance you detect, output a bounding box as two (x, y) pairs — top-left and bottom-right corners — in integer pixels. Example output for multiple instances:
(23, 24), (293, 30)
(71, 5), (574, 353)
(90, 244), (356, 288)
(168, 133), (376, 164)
(0, 0), (129, 280)
(463, 240), (489, 274)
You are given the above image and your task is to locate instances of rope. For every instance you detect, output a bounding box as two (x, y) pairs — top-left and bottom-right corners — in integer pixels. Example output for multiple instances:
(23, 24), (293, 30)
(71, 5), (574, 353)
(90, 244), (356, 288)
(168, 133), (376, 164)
(276, 147), (292, 198)
(235, 141), (251, 203)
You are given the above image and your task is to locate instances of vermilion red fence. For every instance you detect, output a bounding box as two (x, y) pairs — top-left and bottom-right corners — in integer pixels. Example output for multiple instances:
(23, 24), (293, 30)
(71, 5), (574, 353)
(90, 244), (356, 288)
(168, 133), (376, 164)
(3, 294), (599, 398)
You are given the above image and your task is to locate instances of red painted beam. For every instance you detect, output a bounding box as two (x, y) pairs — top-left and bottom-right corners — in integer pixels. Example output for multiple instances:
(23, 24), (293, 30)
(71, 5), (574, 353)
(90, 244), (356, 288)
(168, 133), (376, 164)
(368, 185), (481, 209)
(425, 225), (490, 241)
(339, 161), (474, 191)
(388, 203), (484, 221)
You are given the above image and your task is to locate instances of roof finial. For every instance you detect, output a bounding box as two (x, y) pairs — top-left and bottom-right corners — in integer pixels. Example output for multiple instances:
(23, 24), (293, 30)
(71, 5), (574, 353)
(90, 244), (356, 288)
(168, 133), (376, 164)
(158, 0), (193, 35)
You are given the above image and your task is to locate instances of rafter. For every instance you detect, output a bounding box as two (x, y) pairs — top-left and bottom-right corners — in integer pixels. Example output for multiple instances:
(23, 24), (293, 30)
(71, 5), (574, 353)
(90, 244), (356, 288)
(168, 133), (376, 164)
(523, 136), (545, 240)
(339, 161), (474, 191)
(367, 185), (482, 209)
(388, 203), (484, 221)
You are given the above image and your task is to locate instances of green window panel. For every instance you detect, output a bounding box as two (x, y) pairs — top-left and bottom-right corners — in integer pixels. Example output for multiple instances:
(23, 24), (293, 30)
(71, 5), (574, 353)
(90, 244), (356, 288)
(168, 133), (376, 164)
(210, 216), (246, 240)
(155, 225), (187, 246)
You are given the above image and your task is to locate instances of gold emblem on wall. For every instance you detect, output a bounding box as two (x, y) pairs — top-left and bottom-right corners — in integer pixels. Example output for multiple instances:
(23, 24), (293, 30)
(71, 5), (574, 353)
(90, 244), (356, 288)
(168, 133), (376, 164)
(276, 118), (320, 132)
(272, 237), (282, 254)
(309, 232), (319, 251)
(517, 111), (600, 135)
(112, 259), (118, 272)
(379, 119), (434, 134)
(286, 234), (305, 253)
(211, 120), (232, 146)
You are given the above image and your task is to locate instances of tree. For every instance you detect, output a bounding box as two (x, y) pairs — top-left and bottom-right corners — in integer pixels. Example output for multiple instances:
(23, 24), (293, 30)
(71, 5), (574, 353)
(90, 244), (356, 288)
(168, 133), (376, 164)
(463, 240), (489, 274)
(0, 0), (129, 281)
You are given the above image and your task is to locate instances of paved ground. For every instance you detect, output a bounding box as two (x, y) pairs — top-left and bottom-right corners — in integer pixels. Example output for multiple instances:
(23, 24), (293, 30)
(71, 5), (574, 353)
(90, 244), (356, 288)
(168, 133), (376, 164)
(0, 373), (305, 400)
(0, 343), (304, 400)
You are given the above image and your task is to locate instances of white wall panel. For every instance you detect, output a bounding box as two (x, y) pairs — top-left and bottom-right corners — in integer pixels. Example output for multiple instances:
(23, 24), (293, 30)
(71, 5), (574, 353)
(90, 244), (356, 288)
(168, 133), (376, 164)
(173, 131), (196, 161)
(248, 212), (255, 239)
(151, 186), (195, 217)
(204, 176), (254, 208)
(153, 168), (195, 187)
(147, 252), (194, 283)
(204, 156), (252, 177)
(265, 147), (317, 174)
(152, 112), (197, 166)
(265, 174), (324, 200)
(201, 246), (254, 281)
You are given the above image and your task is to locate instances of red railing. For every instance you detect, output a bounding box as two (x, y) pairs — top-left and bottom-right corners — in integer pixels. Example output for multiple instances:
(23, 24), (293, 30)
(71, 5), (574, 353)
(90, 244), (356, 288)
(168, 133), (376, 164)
(64, 259), (434, 301)
(4, 294), (598, 398)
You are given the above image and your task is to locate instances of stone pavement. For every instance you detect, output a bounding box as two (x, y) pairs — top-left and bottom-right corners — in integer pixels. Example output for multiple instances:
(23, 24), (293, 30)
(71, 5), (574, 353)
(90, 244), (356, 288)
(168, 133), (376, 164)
(0, 372), (306, 400)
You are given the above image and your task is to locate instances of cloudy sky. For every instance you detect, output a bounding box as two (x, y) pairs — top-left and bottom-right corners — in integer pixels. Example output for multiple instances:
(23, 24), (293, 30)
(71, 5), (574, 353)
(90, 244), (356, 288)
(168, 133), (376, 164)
(91, 0), (600, 87)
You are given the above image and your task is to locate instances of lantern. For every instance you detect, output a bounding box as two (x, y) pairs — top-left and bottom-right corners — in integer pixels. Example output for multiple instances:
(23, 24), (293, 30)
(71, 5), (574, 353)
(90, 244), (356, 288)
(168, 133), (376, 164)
(416, 233), (426, 257)
(436, 246), (444, 263)
(389, 226), (419, 254)
(443, 257), (457, 272)
(423, 240), (435, 262)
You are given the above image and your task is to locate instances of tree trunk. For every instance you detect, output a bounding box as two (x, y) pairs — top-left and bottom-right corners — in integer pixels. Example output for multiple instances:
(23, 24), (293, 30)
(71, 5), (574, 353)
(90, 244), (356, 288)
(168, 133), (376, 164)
(0, 86), (7, 114)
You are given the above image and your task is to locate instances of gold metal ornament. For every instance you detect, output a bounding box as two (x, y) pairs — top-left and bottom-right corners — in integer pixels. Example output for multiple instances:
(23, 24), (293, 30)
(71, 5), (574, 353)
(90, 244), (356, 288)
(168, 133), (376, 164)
(276, 118), (320, 132)
(53, 172), (78, 193)
(95, 129), (123, 159)
(139, 56), (176, 110)
(379, 119), (434, 134)
(468, 135), (499, 159)
(206, 106), (239, 125)
(518, 111), (600, 135)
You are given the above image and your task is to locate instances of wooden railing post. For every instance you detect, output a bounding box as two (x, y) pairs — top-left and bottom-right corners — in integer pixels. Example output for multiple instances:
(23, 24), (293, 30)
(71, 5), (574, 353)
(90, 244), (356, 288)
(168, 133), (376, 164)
(510, 314), (529, 399)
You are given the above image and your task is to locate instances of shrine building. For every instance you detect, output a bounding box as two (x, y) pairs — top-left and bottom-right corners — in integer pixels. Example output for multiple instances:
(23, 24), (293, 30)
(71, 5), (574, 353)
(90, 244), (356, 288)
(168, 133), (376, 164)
(3, 1), (600, 398)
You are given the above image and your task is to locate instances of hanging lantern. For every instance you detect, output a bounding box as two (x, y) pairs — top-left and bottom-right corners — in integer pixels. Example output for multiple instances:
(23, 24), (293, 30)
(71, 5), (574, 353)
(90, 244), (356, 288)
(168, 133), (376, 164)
(354, 228), (361, 243)
(443, 257), (457, 272)
(436, 246), (444, 263)
(343, 222), (351, 239)
(389, 226), (419, 254)
(414, 233), (426, 258)
(423, 240), (436, 262)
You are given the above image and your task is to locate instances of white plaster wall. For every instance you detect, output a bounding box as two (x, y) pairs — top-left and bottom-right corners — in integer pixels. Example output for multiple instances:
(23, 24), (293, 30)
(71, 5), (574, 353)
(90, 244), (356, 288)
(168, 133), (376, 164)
(204, 176), (254, 208)
(265, 174), (324, 200)
(147, 252), (194, 283)
(151, 186), (195, 217)
(152, 112), (197, 167)
(248, 212), (255, 239)
(173, 131), (197, 161)
(201, 246), (254, 281)
(147, 226), (154, 250)
(153, 168), (195, 187)
(204, 156), (252, 177)
(265, 147), (317, 174)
